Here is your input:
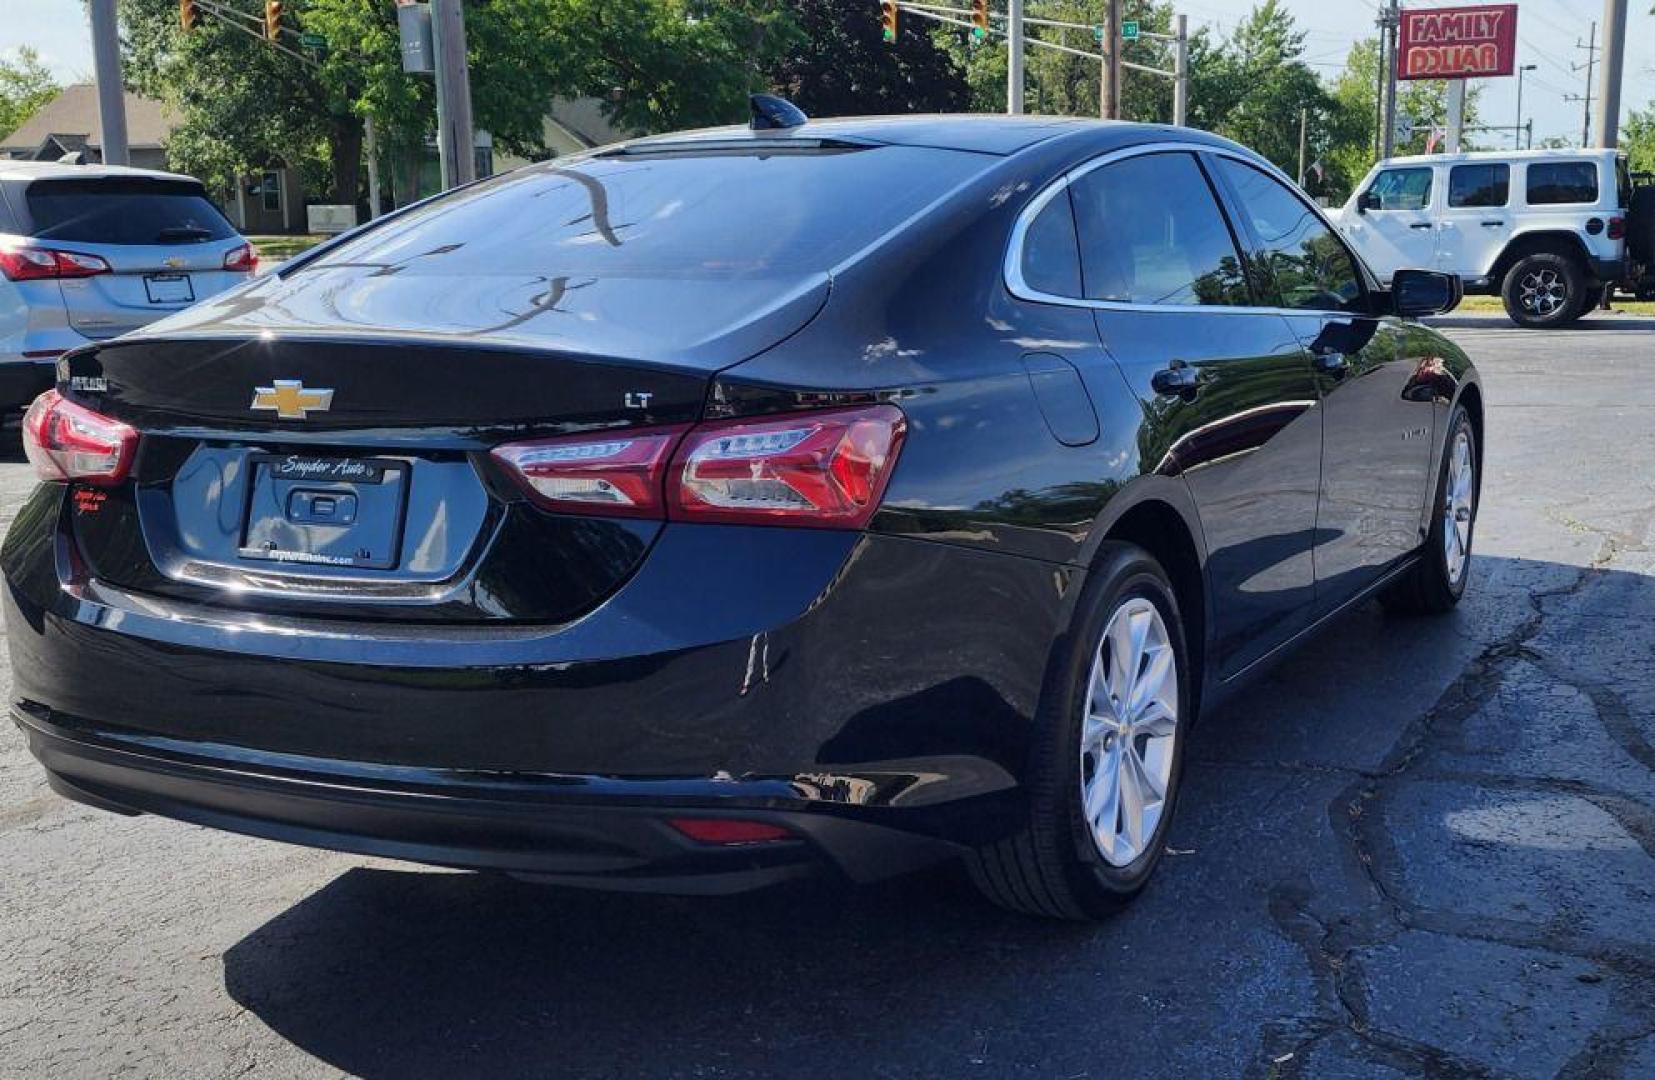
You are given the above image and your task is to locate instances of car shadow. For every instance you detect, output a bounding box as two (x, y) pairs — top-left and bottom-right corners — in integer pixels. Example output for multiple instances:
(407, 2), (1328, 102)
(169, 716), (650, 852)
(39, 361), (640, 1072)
(217, 554), (1653, 1077)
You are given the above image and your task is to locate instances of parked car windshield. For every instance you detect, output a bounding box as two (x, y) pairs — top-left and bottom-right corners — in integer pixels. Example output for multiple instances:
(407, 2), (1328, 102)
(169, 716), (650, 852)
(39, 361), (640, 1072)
(26, 177), (238, 245)
(306, 145), (985, 280)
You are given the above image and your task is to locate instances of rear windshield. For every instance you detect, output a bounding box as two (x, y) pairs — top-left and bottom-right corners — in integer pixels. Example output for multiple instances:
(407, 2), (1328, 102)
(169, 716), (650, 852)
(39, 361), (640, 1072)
(26, 177), (237, 245)
(306, 145), (987, 279)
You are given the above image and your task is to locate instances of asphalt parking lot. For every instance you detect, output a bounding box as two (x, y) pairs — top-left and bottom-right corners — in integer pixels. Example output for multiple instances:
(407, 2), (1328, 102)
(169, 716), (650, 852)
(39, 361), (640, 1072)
(1, 313), (1652, 1079)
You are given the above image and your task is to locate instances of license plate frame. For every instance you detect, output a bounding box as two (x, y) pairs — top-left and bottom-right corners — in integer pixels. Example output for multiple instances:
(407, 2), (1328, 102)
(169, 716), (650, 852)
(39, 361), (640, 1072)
(238, 454), (410, 571)
(143, 272), (196, 305)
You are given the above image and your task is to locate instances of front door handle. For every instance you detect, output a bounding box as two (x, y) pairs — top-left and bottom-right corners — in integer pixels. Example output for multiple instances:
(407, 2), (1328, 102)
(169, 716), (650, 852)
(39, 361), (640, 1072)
(1150, 361), (1200, 398)
(1409, 222), (1434, 230)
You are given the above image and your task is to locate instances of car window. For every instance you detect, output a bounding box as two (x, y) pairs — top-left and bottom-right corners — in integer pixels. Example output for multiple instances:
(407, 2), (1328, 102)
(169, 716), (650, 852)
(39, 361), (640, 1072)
(1367, 167), (1433, 211)
(1616, 157), (1631, 209)
(1448, 164), (1510, 208)
(1215, 157), (1364, 313)
(1068, 151), (1250, 307)
(1526, 162), (1598, 205)
(1019, 189), (1082, 298)
(25, 177), (238, 244)
(310, 145), (986, 279)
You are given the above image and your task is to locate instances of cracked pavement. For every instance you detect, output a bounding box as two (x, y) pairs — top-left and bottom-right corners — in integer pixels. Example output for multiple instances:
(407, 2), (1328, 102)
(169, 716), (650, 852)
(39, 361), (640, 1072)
(1, 313), (1652, 1078)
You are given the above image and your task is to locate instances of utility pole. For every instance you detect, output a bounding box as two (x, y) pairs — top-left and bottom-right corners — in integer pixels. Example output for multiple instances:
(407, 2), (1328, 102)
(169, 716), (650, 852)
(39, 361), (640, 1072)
(1595, 0), (1627, 147)
(1514, 64), (1536, 150)
(1297, 107), (1308, 186)
(1173, 14), (1188, 127)
(1100, 0), (1121, 120)
(1007, 0), (1025, 115)
(429, 0), (475, 188)
(1379, 0), (1400, 159)
(1446, 80), (1465, 153)
(364, 115), (381, 219)
(88, 0), (129, 166)
(1570, 20), (1598, 148)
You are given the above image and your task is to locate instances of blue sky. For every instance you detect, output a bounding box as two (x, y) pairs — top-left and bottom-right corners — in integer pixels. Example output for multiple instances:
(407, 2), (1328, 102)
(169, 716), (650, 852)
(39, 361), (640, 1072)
(8, 0), (1653, 148)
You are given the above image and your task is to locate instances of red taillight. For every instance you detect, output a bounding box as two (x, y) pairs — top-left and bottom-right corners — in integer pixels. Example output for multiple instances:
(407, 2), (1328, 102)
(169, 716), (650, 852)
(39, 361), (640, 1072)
(668, 818), (793, 845)
(491, 404), (906, 529)
(223, 242), (259, 273)
(1608, 216), (1626, 240)
(0, 243), (110, 281)
(491, 425), (689, 519)
(669, 404), (906, 529)
(22, 390), (138, 486)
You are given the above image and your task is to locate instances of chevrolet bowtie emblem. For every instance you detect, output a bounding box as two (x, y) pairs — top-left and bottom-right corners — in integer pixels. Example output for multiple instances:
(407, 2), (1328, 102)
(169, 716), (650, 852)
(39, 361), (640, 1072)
(251, 380), (334, 420)
(162, 256), (185, 269)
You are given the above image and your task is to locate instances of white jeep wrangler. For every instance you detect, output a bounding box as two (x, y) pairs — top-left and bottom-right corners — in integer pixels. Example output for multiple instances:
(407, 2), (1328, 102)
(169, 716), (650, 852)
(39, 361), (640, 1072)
(1335, 148), (1647, 328)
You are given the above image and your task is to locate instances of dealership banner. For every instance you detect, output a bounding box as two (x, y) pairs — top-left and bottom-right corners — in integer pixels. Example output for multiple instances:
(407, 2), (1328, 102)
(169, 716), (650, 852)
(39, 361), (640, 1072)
(1396, 3), (1518, 81)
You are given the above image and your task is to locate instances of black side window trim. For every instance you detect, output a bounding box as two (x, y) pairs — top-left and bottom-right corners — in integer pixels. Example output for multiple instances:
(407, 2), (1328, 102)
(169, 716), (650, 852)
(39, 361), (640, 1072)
(1201, 149), (1374, 316)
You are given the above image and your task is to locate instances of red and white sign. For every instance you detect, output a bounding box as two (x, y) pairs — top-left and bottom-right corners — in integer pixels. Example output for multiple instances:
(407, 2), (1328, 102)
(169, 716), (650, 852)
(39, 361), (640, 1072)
(1396, 4), (1518, 81)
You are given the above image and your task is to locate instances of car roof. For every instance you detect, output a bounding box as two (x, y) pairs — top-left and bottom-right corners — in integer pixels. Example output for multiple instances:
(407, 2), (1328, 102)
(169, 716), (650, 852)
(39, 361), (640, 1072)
(611, 114), (1204, 158)
(1376, 147), (1621, 169)
(0, 159), (204, 186)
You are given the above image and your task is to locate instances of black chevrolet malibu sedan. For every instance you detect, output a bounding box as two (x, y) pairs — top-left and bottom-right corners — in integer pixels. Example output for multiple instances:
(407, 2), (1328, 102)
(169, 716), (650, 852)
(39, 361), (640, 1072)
(3, 110), (1479, 919)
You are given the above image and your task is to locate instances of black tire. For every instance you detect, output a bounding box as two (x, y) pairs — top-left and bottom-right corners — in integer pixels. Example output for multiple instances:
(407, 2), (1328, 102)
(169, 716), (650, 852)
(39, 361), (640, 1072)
(1380, 406), (1478, 616)
(966, 543), (1192, 920)
(1501, 252), (1588, 328)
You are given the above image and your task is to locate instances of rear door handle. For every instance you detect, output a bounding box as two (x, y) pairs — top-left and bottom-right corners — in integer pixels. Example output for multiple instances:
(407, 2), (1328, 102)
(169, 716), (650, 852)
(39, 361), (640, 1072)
(1481, 220), (1506, 227)
(1409, 222), (1433, 230)
(1150, 362), (1200, 398)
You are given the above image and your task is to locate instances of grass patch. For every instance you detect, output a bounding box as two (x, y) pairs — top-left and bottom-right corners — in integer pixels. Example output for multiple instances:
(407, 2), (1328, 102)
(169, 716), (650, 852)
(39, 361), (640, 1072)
(248, 234), (328, 262)
(1455, 294), (1655, 317)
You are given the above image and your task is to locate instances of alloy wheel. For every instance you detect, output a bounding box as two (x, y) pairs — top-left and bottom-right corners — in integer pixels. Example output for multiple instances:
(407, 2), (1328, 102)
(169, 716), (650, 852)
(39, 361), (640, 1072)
(1079, 597), (1179, 867)
(1518, 268), (1568, 316)
(1443, 427), (1475, 586)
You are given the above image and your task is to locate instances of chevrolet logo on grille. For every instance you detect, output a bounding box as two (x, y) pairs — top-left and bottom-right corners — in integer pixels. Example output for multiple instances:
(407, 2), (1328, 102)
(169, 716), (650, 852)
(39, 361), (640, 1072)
(251, 380), (334, 420)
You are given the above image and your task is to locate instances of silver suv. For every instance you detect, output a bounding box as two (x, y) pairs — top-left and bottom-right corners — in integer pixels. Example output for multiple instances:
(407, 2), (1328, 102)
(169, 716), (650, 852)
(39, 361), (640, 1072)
(0, 162), (256, 409)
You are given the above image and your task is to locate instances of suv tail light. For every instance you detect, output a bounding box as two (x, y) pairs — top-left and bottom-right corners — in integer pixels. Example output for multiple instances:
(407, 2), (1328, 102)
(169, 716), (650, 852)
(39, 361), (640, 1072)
(1608, 216), (1626, 240)
(492, 404), (906, 529)
(0, 242), (111, 281)
(669, 404), (906, 528)
(223, 242), (259, 273)
(23, 390), (138, 486)
(491, 426), (689, 519)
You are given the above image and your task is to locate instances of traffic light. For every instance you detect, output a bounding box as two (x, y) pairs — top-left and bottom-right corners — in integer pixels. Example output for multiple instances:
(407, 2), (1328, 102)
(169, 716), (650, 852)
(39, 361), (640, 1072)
(880, 0), (898, 43)
(970, 0), (988, 39)
(264, 0), (283, 42)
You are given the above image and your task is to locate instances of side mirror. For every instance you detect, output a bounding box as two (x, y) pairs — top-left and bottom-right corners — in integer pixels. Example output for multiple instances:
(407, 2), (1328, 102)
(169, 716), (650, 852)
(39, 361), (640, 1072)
(1391, 268), (1462, 318)
(1357, 191), (1380, 213)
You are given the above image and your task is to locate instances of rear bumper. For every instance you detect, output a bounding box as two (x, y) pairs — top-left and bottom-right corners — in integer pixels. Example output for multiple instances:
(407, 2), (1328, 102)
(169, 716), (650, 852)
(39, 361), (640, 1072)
(1589, 256), (1626, 285)
(4, 489), (1070, 890)
(17, 705), (961, 892)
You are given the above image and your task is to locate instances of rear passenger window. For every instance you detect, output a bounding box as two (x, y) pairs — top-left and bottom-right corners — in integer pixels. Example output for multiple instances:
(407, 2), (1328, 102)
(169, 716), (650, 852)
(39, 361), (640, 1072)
(1449, 164), (1510, 208)
(1019, 190), (1082, 298)
(1367, 167), (1433, 211)
(1526, 162), (1598, 205)
(1068, 152), (1250, 307)
(1215, 158), (1363, 313)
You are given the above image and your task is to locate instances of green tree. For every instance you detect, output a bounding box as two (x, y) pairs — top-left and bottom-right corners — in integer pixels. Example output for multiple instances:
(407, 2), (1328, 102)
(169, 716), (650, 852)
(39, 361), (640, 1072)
(123, 0), (799, 210)
(1324, 38), (1481, 200)
(0, 47), (61, 141)
(766, 0), (969, 116)
(1622, 104), (1655, 174)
